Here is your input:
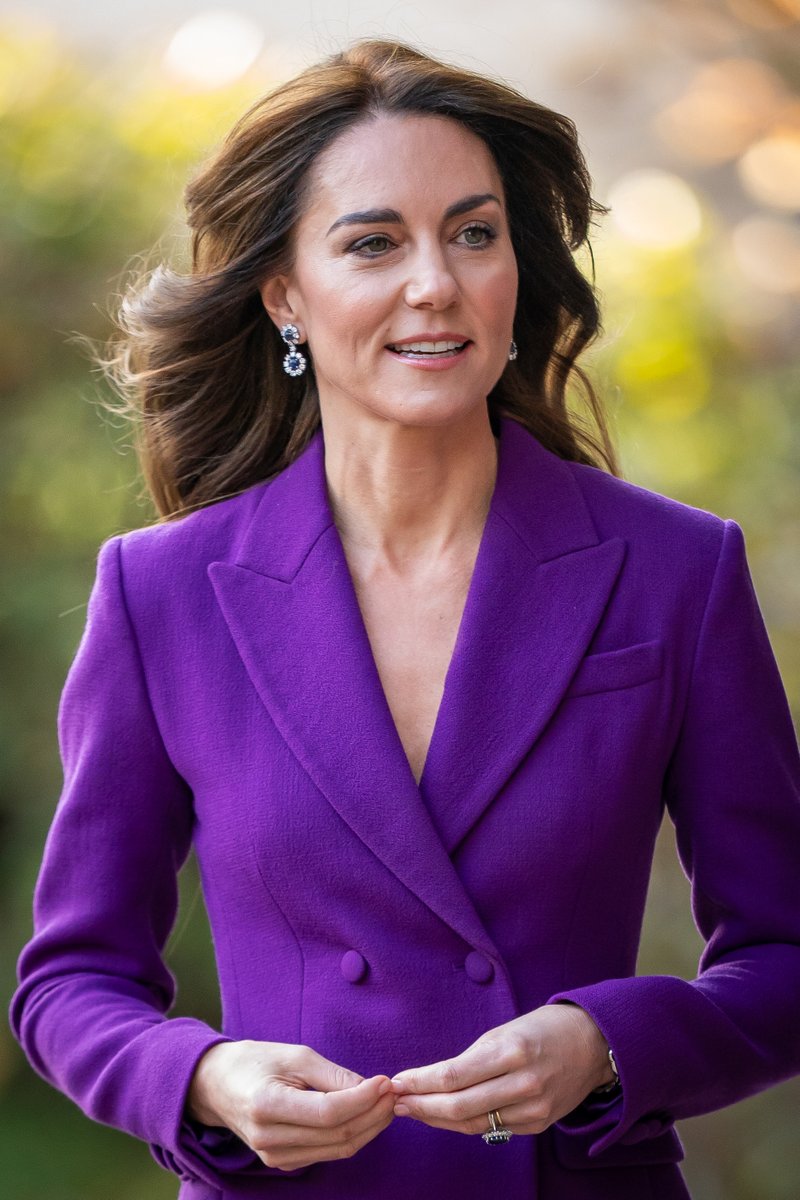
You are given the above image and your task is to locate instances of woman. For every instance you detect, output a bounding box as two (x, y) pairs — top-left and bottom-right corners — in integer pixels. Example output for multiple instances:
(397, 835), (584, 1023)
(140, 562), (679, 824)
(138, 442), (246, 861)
(9, 37), (800, 1200)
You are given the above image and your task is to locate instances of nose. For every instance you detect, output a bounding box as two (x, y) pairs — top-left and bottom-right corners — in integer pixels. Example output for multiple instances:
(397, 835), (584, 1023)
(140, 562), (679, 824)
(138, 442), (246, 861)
(403, 243), (459, 309)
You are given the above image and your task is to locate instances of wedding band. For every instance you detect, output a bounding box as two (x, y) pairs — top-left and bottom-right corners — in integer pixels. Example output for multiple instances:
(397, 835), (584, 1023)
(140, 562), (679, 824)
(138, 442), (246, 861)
(482, 1109), (513, 1145)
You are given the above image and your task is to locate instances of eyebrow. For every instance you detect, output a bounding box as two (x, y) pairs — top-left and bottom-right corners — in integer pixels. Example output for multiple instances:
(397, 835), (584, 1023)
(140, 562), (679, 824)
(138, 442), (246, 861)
(325, 192), (502, 237)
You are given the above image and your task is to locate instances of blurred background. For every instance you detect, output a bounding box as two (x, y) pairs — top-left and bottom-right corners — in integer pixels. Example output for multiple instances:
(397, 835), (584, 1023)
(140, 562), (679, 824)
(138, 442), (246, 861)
(1, 1), (798, 1197)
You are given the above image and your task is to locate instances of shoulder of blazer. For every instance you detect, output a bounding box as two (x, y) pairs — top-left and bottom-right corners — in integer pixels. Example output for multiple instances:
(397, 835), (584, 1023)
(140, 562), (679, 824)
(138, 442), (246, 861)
(564, 455), (730, 566)
(102, 477), (275, 606)
(115, 475), (272, 559)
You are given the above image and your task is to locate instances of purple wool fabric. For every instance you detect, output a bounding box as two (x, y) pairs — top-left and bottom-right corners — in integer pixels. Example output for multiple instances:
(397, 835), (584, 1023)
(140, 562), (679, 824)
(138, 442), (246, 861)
(10, 416), (800, 1199)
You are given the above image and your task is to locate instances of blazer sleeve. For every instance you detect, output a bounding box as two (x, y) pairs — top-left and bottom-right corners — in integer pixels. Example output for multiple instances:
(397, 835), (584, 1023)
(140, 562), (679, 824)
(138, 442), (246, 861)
(8, 535), (295, 1188)
(546, 517), (800, 1155)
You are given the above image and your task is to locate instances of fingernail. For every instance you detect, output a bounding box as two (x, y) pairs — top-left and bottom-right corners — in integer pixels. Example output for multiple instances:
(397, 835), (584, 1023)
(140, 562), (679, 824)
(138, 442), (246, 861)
(378, 1080), (393, 1095)
(394, 1104), (410, 1116)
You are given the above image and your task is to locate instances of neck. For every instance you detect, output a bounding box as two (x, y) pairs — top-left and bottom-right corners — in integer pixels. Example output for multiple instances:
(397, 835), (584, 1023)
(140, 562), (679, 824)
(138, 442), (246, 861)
(320, 409), (499, 575)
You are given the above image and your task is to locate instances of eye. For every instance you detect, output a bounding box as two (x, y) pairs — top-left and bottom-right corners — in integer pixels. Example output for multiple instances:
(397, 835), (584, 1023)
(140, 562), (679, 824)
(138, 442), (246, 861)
(348, 235), (395, 257)
(458, 223), (497, 248)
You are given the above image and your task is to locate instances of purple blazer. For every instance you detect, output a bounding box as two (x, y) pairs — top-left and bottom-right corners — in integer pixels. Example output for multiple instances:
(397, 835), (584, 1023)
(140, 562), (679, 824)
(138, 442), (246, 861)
(10, 415), (800, 1199)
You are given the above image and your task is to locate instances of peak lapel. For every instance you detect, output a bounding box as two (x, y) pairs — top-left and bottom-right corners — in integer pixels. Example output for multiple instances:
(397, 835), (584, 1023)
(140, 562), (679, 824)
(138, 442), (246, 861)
(418, 418), (626, 853)
(208, 429), (496, 956)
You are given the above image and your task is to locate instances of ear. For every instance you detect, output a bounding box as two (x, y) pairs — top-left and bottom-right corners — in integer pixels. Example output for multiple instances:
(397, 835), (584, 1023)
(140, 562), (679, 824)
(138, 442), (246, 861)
(259, 274), (303, 339)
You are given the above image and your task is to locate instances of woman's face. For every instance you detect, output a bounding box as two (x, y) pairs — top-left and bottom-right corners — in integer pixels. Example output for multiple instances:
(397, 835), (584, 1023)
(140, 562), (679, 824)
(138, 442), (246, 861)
(260, 113), (519, 433)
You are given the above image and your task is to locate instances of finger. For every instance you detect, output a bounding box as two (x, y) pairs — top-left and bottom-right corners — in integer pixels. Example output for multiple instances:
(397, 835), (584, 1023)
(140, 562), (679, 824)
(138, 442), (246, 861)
(393, 1076), (509, 1121)
(286, 1047), (370, 1092)
(254, 1089), (397, 1151)
(393, 1108), (551, 1137)
(256, 1101), (396, 1171)
(395, 1086), (554, 1137)
(391, 1040), (507, 1095)
(266, 1073), (392, 1129)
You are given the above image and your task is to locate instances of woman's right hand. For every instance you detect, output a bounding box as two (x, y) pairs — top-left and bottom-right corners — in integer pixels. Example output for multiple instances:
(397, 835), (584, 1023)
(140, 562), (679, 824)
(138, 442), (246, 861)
(186, 1040), (397, 1172)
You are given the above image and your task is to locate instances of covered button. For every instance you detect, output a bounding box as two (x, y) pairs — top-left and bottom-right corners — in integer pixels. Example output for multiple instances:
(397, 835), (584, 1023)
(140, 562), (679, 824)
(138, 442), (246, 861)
(464, 951), (494, 983)
(340, 950), (368, 983)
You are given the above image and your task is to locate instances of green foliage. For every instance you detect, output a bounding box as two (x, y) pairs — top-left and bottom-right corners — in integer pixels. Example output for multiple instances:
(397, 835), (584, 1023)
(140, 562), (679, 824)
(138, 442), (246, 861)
(1, 21), (797, 1199)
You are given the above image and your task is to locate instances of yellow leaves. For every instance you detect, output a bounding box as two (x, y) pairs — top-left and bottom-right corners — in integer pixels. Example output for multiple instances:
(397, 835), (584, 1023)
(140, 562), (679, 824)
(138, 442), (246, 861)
(615, 334), (710, 420)
(108, 78), (246, 164)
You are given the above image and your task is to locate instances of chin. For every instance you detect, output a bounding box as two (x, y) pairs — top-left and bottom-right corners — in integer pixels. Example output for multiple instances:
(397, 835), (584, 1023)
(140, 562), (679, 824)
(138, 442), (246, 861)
(372, 392), (491, 430)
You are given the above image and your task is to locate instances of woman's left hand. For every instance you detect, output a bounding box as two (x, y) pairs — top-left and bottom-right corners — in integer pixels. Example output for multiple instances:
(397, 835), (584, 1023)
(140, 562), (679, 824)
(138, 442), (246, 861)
(389, 1003), (614, 1136)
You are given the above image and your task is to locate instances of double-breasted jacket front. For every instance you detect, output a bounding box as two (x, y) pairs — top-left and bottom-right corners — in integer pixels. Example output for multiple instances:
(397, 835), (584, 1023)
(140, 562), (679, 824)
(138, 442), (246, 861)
(10, 415), (800, 1199)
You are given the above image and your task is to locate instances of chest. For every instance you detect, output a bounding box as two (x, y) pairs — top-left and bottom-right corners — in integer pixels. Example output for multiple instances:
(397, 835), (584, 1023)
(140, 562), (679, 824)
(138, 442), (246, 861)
(349, 558), (475, 785)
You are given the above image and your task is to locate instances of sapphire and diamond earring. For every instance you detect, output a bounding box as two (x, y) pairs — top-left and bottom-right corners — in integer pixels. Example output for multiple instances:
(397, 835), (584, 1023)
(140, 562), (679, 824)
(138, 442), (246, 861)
(280, 323), (307, 376)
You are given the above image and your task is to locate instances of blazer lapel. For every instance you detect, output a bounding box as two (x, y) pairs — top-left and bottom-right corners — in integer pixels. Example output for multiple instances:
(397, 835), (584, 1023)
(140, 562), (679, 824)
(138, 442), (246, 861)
(208, 416), (624, 946)
(208, 428), (495, 955)
(418, 418), (625, 853)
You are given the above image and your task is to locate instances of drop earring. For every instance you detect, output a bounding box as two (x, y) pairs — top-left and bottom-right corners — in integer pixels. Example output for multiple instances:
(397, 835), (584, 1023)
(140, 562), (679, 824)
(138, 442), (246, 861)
(280, 323), (307, 376)
(508, 339), (518, 361)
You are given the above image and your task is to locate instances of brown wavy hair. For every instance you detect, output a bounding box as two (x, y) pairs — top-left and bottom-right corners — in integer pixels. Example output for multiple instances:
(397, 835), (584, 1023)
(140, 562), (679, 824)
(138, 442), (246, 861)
(98, 37), (619, 520)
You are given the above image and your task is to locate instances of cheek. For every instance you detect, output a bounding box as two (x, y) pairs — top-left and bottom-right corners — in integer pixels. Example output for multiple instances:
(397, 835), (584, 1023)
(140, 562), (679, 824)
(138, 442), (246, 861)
(297, 265), (390, 346)
(478, 257), (518, 330)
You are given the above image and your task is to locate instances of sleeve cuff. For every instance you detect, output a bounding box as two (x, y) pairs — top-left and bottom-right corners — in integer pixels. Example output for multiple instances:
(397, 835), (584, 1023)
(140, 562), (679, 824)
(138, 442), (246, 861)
(546, 987), (679, 1156)
(148, 1032), (309, 1184)
(150, 1119), (271, 1184)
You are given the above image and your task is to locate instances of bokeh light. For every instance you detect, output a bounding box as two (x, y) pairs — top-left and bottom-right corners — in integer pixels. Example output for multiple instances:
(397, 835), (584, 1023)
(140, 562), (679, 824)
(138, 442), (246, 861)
(607, 169), (703, 249)
(731, 214), (800, 292)
(654, 58), (784, 164)
(162, 9), (264, 89)
(737, 131), (800, 210)
(726, 0), (800, 29)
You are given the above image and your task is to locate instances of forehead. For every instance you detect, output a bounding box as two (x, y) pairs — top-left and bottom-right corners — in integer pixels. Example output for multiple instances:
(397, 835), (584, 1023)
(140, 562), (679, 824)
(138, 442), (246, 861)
(299, 113), (504, 223)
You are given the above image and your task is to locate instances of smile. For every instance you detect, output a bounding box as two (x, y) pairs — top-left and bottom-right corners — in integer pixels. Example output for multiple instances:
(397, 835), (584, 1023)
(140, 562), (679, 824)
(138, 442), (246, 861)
(386, 340), (470, 359)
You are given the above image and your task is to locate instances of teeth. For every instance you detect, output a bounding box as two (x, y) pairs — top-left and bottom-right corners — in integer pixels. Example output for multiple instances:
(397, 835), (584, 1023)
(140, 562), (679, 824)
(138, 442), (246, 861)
(388, 340), (465, 353)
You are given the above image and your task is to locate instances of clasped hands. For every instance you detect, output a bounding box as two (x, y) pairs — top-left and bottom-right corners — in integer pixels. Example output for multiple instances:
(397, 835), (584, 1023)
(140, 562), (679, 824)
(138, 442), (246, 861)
(187, 1002), (613, 1173)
